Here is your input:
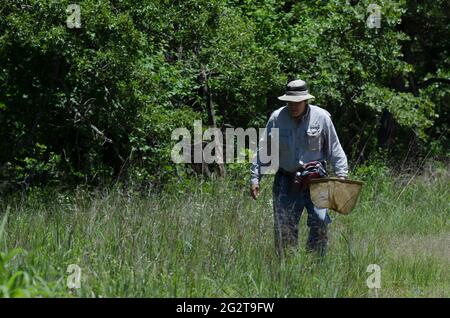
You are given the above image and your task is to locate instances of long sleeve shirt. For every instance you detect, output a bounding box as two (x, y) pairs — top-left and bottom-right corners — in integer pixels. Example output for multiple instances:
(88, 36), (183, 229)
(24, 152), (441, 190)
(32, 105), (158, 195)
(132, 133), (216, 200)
(250, 104), (348, 185)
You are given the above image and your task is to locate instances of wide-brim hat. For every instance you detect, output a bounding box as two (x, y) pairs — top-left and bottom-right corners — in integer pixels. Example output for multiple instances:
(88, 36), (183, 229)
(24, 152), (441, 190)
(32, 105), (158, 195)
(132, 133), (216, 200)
(278, 79), (315, 102)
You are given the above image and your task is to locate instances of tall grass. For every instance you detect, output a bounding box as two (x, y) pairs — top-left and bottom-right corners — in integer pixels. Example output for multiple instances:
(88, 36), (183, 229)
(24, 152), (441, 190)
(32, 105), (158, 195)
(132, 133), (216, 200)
(0, 163), (449, 297)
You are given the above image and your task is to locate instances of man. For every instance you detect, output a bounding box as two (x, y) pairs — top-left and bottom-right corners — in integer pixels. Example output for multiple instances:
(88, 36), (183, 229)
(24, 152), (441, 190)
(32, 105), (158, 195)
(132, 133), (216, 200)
(250, 79), (348, 257)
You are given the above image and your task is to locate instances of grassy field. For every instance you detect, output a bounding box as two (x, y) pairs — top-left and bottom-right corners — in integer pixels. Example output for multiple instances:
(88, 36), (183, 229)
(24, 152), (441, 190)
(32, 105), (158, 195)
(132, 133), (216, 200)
(0, 163), (449, 297)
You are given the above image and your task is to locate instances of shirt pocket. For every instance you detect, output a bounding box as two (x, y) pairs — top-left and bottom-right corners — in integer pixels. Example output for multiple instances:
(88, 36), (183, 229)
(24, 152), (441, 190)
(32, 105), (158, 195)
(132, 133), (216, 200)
(306, 127), (322, 151)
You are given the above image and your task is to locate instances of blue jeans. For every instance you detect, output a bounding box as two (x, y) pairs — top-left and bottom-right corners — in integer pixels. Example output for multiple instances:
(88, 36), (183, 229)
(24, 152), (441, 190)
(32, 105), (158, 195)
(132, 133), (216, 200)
(272, 171), (332, 257)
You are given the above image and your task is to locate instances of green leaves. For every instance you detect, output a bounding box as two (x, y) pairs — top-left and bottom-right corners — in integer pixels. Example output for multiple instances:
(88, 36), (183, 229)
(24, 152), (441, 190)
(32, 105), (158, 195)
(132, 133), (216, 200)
(0, 0), (448, 189)
(356, 84), (435, 139)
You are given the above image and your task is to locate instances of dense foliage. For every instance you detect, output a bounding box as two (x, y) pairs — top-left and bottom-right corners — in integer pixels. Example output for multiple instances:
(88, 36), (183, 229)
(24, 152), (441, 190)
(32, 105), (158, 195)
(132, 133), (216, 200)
(0, 0), (448, 191)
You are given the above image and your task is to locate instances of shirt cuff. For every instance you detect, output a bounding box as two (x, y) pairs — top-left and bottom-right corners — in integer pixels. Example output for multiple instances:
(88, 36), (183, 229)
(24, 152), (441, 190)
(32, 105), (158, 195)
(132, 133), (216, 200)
(250, 177), (259, 186)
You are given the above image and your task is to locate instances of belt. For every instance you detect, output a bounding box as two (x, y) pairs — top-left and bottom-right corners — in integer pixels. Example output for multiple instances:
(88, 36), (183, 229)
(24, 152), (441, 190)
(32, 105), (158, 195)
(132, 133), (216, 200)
(278, 168), (297, 178)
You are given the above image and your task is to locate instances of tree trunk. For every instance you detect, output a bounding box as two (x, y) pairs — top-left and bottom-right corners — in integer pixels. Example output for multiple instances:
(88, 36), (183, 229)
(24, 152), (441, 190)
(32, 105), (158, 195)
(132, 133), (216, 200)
(200, 63), (225, 177)
(377, 109), (396, 149)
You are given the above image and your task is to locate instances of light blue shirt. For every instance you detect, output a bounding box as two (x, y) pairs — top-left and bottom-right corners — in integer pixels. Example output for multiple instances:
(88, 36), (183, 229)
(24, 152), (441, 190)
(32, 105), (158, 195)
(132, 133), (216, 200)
(251, 104), (348, 185)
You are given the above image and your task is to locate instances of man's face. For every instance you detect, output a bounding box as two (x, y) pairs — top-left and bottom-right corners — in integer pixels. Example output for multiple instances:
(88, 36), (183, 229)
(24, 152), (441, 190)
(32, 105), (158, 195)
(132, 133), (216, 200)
(288, 100), (307, 119)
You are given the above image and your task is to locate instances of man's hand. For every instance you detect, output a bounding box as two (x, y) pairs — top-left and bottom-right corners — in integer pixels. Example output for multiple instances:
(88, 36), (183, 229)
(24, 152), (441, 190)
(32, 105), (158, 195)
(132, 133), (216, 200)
(250, 184), (260, 200)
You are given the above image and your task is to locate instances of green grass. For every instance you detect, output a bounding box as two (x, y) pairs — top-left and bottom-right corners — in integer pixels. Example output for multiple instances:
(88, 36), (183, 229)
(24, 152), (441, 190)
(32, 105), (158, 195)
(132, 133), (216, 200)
(0, 164), (449, 297)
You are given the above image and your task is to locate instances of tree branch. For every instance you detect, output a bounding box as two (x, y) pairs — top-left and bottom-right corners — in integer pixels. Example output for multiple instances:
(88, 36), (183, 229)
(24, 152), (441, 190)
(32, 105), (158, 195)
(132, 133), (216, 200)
(418, 77), (450, 88)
